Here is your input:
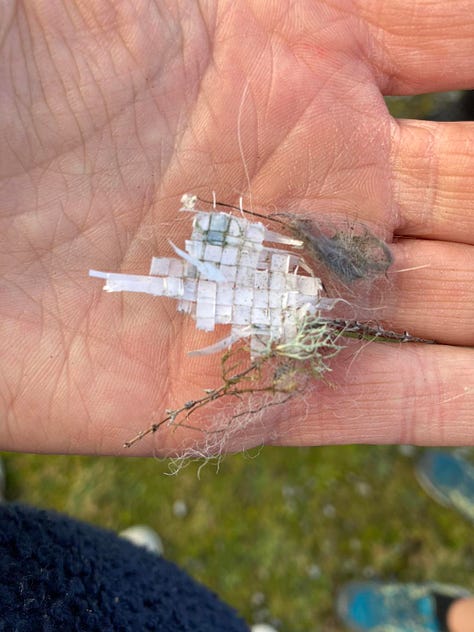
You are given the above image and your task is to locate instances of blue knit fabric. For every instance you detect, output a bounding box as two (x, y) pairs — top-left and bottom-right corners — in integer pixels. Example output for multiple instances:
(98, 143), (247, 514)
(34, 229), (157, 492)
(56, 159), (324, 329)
(0, 504), (249, 631)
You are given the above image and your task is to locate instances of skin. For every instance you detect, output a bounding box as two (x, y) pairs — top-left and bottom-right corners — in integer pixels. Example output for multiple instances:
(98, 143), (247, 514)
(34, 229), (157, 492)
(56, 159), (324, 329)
(1, 0), (473, 457)
(448, 597), (474, 632)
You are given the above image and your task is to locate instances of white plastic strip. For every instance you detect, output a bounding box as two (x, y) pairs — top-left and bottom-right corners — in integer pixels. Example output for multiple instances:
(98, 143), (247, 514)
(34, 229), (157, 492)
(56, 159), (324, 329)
(168, 241), (225, 282)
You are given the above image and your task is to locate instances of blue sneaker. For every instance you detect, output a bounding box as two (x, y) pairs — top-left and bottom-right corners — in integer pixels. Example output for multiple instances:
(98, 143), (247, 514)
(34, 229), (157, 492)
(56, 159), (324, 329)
(416, 450), (474, 523)
(336, 581), (470, 631)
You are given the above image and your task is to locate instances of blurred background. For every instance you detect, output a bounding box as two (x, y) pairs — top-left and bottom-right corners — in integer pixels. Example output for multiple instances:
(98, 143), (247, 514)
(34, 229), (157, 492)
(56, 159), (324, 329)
(2, 91), (473, 632)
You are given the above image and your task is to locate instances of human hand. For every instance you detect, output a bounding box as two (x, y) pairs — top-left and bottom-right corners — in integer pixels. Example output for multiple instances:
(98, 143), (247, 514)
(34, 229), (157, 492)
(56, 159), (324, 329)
(1, 0), (473, 456)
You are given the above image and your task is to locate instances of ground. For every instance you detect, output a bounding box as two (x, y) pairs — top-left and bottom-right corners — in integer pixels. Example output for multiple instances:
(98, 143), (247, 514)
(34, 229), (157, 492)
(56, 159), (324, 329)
(3, 445), (474, 631)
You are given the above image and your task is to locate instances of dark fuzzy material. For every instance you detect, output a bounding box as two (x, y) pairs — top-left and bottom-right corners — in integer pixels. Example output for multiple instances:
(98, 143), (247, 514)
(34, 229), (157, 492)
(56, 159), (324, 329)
(0, 503), (249, 632)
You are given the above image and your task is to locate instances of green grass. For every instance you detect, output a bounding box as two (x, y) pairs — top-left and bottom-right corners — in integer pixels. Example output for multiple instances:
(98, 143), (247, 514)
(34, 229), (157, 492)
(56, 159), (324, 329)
(3, 446), (474, 631)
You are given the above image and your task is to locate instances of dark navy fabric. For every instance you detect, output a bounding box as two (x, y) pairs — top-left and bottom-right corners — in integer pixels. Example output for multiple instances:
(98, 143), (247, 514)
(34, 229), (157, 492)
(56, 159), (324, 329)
(0, 503), (249, 631)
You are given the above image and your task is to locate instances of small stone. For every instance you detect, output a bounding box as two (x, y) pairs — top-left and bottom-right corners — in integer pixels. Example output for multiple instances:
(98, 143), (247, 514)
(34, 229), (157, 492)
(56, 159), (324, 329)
(322, 503), (336, 518)
(307, 564), (321, 579)
(173, 499), (188, 518)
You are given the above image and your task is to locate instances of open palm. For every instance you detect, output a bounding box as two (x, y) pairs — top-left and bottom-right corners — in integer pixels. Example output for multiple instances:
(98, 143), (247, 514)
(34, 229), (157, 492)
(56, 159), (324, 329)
(1, 0), (473, 456)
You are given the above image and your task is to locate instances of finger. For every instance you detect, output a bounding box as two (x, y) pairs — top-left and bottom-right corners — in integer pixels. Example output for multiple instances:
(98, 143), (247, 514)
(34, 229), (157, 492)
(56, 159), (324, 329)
(272, 342), (474, 447)
(391, 120), (474, 243)
(356, 0), (474, 94)
(386, 238), (474, 346)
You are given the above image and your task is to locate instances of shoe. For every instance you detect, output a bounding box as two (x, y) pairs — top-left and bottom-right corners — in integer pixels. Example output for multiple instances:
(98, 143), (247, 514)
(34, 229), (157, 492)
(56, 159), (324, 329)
(336, 581), (470, 631)
(119, 525), (164, 555)
(251, 626), (278, 632)
(416, 450), (474, 523)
